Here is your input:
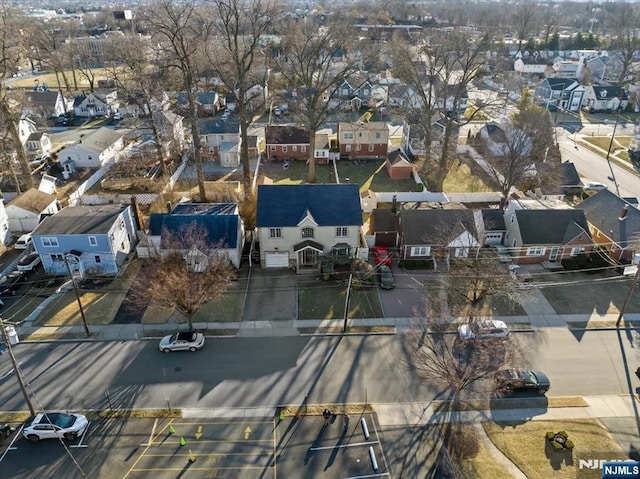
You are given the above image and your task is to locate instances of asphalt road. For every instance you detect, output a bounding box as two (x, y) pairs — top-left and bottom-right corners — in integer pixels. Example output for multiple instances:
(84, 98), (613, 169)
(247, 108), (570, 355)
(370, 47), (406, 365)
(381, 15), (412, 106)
(0, 329), (638, 413)
(558, 127), (640, 199)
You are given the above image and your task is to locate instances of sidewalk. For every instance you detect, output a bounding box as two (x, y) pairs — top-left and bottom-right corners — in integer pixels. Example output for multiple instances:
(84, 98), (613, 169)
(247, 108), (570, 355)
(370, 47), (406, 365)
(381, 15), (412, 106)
(373, 395), (640, 427)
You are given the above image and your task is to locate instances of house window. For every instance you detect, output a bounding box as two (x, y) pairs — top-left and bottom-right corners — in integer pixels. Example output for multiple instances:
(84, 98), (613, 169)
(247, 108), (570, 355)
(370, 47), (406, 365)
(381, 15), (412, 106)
(356, 144), (361, 151)
(282, 146), (287, 153)
(269, 228), (282, 239)
(510, 214), (515, 223)
(41, 237), (59, 247)
(292, 146), (297, 152)
(88, 236), (97, 246)
(411, 246), (431, 256)
(368, 144), (374, 152)
(95, 255), (101, 263)
(51, 254), (64, 261)
(301, 146), (306, 152)
(455, 247), (469, 258)
(270, 145), (276, 151)
(571, 247), (585, 256)
(346, 145), (352, 152)
(343, 132), (354, 140)
(336, 227), (348, 237)
(526, 246), (546, 256)
(301, 227), (314, 238)
(375, 132), (380, 139)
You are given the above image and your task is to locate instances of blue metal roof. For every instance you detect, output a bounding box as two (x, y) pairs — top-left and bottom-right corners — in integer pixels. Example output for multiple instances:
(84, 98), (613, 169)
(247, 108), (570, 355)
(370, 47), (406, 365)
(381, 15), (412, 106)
(256, 184), (362, 227)
(149, 204), (239, 248)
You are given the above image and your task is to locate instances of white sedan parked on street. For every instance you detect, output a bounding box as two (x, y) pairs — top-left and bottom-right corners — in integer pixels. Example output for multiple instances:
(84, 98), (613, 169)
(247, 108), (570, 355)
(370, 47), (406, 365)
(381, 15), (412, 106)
(158, 331), (205, 353)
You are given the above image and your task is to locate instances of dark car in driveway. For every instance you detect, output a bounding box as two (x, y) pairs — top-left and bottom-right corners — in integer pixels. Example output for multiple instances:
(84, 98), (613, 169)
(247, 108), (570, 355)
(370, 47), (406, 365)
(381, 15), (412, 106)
(378, 265), (396, 289)
(0, 271), (28, 296)
(495, 368), (551, 395)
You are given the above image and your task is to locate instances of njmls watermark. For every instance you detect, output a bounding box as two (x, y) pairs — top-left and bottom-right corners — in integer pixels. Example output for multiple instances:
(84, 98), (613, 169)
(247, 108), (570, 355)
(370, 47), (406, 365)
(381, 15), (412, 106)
(579, 459), (640, 478)
(579, 460), (638, 470)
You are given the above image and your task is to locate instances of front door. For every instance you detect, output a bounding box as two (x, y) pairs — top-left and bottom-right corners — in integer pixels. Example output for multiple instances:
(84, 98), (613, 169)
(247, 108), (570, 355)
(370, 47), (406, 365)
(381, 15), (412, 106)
(299, 248), (318, 267)
(549, 246), (559, 262)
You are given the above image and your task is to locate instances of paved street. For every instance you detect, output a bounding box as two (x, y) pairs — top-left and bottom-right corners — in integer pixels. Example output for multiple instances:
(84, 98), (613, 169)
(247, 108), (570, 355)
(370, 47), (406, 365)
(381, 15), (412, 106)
(1, 329), (638, 413)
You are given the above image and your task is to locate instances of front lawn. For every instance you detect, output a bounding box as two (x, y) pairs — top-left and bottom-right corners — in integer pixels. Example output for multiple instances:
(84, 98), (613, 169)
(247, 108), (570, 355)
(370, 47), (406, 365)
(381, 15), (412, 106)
(298, 281), (383, 320)
(484, 419), (628, 479)
(538, 270), (640, 315)
(260, 159), (334, 184)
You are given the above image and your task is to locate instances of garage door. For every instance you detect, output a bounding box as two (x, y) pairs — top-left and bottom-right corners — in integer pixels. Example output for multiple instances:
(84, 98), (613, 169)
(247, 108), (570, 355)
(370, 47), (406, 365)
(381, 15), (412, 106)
(265, 252), (289, 268)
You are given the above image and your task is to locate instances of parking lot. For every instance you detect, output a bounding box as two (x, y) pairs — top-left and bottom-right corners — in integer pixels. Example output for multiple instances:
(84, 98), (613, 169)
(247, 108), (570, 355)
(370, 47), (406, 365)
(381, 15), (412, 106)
(1, 413), (390, 479)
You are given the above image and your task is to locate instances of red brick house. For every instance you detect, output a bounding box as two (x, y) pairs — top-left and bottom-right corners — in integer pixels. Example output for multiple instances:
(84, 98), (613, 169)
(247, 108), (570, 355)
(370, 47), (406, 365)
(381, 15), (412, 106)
(338, 121), (389, 160)
(385, 149), (413, 179)
(504, 209), (593, 265)
(265, 125), (310, 162)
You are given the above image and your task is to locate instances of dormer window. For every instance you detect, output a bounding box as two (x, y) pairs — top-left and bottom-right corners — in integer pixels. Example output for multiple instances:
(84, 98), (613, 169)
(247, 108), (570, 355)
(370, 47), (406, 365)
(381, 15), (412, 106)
(301, 227), (314, 239)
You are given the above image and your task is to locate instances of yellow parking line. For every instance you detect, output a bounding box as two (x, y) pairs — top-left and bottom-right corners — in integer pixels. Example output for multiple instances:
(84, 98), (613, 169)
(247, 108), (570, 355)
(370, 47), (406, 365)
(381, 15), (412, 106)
(157, 439), (273, 444)
(131, 466), (275, 472)
(123, 419), (176, 479)
(168, 420), (273, 425)
(141, 452), (270, 457)
(273, 417), (277, 479)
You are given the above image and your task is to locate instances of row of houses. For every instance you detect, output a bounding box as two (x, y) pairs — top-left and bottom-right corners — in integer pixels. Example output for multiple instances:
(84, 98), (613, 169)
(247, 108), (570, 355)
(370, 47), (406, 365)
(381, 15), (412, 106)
(14, 184), (636, 280)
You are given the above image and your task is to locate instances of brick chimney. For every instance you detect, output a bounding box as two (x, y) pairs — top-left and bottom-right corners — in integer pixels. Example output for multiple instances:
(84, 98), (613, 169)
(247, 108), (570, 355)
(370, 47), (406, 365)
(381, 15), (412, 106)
(619, 205), (629, 221)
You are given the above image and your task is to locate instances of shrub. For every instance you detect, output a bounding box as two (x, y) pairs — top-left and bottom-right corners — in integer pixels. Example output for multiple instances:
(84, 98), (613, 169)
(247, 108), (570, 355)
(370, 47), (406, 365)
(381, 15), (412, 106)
(546, 431), (574, 452)
(449, 424), (480, 459)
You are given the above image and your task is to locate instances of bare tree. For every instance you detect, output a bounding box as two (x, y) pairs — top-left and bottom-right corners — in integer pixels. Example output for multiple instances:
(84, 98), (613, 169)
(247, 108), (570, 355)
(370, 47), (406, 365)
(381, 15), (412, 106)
(0, 7), (34, 190)
(511, 3), (538, 53)
(608, 4), (640, 86)
(273, 15), (361, 183)
(104, 34), (170, 176)
(132, 222), (236, 330)
(143, 0), (212, 201)
(405, 315), (521, 457)
(25, 19), (76, 92)
(205, 0), (280, 195)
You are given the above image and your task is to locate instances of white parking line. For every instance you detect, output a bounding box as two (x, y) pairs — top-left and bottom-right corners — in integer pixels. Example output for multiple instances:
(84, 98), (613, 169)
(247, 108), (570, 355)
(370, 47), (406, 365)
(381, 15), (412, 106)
(309, 440), (379, 451)
(139, 418), (157, 447)
(70, 421), (90, 448)
(0, 425), (24, 463)
(343, 473), (390, 479)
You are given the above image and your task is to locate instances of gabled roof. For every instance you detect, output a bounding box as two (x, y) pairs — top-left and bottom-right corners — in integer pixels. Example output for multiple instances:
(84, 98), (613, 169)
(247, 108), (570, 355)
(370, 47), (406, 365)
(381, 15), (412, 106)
(199, 119), (240, 135)
(265, 125), (309, 145)
(6, 188), (56, 214)
(149, 203), (240, 248)
(69, 127), (125, 154)
(575, 189), (640, 247)
(545, 77), (578, 91)
(559, 162), (581, 186)
(482, 209), (506, 231)
(400, 209), (477, 244)
(514, 209), (591, 245)
(73, 92), (108, 107)
(26, 132), (45, 142)
(371, 208), (398, 233)
(176, 91), (218, 107)
(24, 91), (60, 107)
(387, 149), (412, 167)
(33, 205), (127, 235)
(590, 85), (628, 100)
(256, 184), (362, 228)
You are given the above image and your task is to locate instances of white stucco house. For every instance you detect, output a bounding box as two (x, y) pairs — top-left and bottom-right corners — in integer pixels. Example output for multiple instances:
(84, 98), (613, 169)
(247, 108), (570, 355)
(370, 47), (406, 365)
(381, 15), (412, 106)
(57, 127), (127, 170)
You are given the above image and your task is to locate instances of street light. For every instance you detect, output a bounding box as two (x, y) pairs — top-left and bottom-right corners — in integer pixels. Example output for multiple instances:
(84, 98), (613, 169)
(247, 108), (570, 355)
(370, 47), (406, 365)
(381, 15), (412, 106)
(60, 251), (90, 337)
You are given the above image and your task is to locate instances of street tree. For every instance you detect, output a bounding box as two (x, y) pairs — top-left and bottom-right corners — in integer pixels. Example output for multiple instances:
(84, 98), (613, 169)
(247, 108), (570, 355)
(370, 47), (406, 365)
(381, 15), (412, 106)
(405, 313), (521, 457)
(132, 222), (236, 330)
(205, 0), (280, 195)
(143, 0), (211, 201)
(272, 15), (361, 183)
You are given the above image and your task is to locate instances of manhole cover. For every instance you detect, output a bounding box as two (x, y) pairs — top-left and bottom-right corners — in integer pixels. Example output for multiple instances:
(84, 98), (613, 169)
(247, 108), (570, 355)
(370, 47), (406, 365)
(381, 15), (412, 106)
(174, 366), (182, 372)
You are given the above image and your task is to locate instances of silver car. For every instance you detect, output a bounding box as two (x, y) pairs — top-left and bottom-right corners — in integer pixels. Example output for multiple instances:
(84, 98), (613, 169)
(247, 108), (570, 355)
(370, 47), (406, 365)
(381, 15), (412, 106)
(22, 412), (89, 442)
(458, 319), (508, 341)
(159, 331), (205, 353)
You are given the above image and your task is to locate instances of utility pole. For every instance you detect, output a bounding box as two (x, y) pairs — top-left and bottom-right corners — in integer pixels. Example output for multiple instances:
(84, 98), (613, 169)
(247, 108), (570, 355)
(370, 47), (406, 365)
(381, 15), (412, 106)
(616, 258), (640, 327)
(63, 254), (90, 337)
(0, 319), (35, 416)
(605, 117), (622, 197)
(342, 273), (353, 333)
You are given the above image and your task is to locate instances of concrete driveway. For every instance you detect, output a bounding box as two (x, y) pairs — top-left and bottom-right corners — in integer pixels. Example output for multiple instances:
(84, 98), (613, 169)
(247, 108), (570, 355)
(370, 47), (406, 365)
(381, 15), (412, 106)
(242, 268), (298, 322)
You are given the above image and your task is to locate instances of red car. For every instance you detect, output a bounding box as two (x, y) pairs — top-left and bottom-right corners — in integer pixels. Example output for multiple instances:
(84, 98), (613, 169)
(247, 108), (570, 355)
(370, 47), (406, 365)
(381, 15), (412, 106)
(372, 246), (392, 267)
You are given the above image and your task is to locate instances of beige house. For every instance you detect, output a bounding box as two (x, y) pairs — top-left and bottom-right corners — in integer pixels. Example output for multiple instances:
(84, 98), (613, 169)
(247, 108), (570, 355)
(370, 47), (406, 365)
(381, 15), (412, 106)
(5, 188), (60, 233)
